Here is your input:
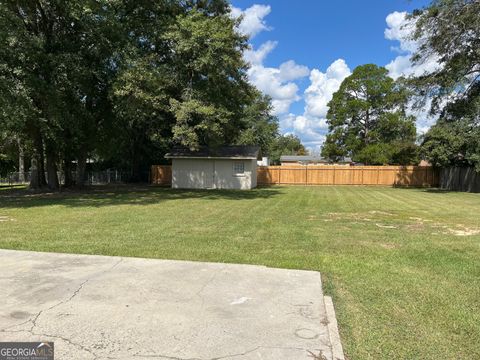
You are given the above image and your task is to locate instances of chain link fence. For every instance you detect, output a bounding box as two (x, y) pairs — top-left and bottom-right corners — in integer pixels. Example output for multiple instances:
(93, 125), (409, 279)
(0, 170), (135, 186)
(0, 172), (30, 186)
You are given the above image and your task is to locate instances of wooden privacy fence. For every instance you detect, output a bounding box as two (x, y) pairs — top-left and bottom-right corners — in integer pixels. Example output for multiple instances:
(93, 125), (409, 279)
(151, 165), (438, 187)
(151, 165), (172, 185)
(439, 167), (480, 193)
(257, 166), (438, 186)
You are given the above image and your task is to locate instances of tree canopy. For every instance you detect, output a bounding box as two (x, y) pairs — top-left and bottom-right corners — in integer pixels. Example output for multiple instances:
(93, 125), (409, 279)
(268, 134), (307, 164)
(321, 64), (418, 165)
(410, 0), (480, 170)
(0, 0), (291, 187)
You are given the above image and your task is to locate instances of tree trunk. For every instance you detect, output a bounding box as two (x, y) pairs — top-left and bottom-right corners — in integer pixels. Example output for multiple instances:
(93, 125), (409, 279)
(29, 131), (47, 189)
(364, 109), (370, 145)
(45, 145), (59, 190)
(130, 136), (144, 182)
(63, 156), (74, 188)
(130, 150), (141, 182)
(16, 136), (25, 183)
(76, 150), (87, 187)
(30, 157), (40, 189)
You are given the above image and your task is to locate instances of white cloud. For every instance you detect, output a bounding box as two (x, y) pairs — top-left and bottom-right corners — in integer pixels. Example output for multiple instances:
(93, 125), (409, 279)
(384, 11), (441, 135)
(386, 54), (440, 80)
(277, 60), (310, 82)
(243, 40), (277, 65)
(230, 4), (271, 38)
(236, 5), (309, 116)
(384, 11), (416, 53)
(279, 59), (351, 150)
(384, 11), (440, 80)
(305, 59), (351, 118)
(247, 60), (307, 115)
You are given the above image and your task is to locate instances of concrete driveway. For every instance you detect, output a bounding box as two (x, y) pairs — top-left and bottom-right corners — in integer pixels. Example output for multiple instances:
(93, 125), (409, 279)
(0, 250), (344, 360)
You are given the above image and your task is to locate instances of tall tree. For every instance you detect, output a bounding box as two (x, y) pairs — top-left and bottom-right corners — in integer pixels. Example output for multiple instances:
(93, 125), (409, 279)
(421, 88), (480, 170)
(410, 0), (480, 114)
(410, 0), (480, 170)
(110, 3), (261, 179)
(322, 64), (418, 164)
(1, 0), (279, 187)
(0, 1), (121, 188)
(268, 134), (307, 165)
(165, 8), (252, 149)
(236, 92), (279, 156)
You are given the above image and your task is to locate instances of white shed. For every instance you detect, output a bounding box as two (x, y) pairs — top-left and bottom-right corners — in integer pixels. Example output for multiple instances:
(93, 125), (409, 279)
(165, 146), (259, 190)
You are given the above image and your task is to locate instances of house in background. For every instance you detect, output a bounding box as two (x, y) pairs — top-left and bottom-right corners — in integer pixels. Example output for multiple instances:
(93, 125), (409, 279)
(419, 159), (432, 166)
(280, 155), (352, 166)
(165, 146), (259, 190)
(257, 157), (270, 166)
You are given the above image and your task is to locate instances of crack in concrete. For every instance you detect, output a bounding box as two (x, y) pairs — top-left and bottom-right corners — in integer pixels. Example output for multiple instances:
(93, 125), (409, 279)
(2, 257), (124, 333)
(0, 318), (32, 331)
(0, 257), (125, 360)
(194, 265), (225, 299)
(1, 256), (331, 360)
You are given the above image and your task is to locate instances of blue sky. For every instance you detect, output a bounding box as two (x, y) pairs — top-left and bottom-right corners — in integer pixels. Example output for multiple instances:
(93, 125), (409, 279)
(230, 0), (436, 152)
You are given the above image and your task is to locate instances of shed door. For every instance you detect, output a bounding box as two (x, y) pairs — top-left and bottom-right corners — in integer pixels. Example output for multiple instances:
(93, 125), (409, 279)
(193, 159), (214, 189)
(172, 159), (214, 189)
(204, 160), (214, 189)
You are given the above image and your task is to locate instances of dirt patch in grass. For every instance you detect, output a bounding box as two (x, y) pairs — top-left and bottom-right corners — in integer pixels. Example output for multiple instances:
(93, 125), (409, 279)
(326, 212), (373, 222)
(0, 216), (14, 222)
(359, 240), (399, 250)
(369, 210), (393, 216)
(379, 242), (398, 249)
(405, 217), (480, 236)
(405, 222), (425, 232)
(445, 227), (480, 236)
(375, 223), (397, 229)
(323, 212), (480, 237)
(408, 216), (432, 223)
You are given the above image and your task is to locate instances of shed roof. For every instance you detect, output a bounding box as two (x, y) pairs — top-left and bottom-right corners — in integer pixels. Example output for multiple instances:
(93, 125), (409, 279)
(165, 145), (260, 159)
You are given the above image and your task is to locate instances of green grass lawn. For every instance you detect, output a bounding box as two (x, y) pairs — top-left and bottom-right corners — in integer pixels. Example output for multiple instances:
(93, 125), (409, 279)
(1, 185), (479, 359)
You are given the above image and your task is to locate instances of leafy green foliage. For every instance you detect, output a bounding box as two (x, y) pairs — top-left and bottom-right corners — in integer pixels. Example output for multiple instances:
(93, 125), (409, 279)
(236, 93), (279, 156)
(421, 95), (480, 171)
(410, 0), (480, 114)
(0, 0), (284, 186)
(268, 134), (307, 164)
(322, 64), (418, 164)
(411, 0), (480, 171)
(163, 9), (252, 149)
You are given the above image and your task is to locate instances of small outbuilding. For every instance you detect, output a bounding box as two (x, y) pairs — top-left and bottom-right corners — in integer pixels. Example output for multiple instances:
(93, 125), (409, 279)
(165, 145), (259, 190)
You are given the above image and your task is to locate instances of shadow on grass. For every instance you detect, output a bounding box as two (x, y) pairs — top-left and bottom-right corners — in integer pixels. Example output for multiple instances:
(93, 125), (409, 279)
(419, 187), (479, 194)
(420, 188), (454, 194)
(0, 184), (284, 209)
